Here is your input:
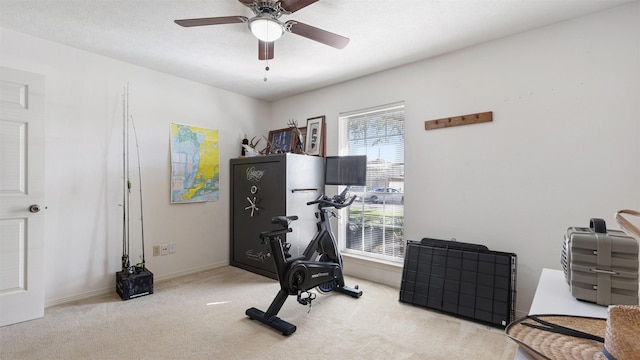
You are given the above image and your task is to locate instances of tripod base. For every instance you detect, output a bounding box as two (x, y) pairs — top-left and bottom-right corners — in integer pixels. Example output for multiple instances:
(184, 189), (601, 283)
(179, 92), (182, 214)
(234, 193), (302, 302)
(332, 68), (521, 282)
(245, 307), (297, 336)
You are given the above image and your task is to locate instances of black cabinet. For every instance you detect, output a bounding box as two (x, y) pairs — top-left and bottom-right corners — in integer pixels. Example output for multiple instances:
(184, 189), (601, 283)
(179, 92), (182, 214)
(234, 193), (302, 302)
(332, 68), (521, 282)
(230, 154), (324, 279)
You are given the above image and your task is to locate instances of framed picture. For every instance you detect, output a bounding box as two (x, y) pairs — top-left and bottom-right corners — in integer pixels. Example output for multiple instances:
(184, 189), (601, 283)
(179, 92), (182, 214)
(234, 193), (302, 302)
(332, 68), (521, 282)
(305, 116), (325, 156)
(268, 127), (296, 154)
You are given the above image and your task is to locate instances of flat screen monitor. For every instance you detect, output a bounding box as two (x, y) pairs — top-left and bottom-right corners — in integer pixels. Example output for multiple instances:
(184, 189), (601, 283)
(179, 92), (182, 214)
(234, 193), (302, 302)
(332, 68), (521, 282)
(325, 155), (367, 186)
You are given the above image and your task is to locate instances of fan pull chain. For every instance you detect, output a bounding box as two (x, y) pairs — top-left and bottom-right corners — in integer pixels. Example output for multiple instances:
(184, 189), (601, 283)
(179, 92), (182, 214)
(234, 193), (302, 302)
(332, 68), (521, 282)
(264, 61), (270, 82)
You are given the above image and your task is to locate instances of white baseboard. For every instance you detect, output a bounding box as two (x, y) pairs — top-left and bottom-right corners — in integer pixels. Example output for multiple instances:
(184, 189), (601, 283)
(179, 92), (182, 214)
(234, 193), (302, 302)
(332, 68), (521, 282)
(342, 253), (403, 289)
(44, 261), (229, 308)
(45, 259), (531, 323)
(153, 261), (228, 283)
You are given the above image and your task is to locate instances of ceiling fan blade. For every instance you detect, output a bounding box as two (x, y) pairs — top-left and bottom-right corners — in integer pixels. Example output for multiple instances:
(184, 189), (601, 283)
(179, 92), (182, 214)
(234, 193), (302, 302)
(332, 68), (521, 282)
(258, 40), (274, 60)
(285, 20), (349, 49)
(174, 16), (248, 27)
(279, 0), (320, 13)
(237, 0), (254, 4)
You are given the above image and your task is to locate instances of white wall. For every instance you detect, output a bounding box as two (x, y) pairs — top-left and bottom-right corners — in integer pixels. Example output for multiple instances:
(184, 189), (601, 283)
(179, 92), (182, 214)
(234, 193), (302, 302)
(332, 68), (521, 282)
(0, 28), (270, 305)
(269, 3), (640, 315)
(1, 3), (638, 314)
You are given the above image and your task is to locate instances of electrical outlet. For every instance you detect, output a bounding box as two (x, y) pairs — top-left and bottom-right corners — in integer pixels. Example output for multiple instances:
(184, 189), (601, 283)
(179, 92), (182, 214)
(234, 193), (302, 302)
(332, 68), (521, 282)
(161, 244), (169, 256)
(169, 242), (176, 254)
(153, 245), (161, 256)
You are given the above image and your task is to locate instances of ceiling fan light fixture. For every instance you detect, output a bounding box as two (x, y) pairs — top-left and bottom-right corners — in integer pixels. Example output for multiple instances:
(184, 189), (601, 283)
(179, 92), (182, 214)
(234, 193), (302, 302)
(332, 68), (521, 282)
(249, 16), (283, 42)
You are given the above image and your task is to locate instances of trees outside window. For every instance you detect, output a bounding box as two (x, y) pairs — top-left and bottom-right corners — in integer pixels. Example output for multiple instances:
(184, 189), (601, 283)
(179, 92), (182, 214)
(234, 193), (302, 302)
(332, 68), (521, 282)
(338, 102), (405, 261)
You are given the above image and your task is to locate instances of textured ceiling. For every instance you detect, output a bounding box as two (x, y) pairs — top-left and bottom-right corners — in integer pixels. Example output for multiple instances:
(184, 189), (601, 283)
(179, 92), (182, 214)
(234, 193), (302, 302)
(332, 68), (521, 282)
(0, 0), (632, 101)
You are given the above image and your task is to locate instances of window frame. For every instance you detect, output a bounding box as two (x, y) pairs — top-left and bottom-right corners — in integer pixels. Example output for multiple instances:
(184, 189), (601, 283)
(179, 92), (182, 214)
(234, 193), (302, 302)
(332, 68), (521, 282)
(337, 102), (405, 263)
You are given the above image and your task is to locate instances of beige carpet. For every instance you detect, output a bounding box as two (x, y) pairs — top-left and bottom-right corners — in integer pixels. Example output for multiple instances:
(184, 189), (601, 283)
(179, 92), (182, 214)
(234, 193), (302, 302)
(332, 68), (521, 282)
(0, 266), (517, 359)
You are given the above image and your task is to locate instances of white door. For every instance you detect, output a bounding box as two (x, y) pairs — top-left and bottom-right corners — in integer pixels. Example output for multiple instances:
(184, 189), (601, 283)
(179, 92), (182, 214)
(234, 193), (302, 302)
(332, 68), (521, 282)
(0, 67), (46, 326)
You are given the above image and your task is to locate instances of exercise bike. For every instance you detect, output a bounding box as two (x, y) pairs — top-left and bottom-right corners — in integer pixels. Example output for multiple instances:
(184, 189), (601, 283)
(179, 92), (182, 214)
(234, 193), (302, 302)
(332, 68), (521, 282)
(245, 188), (362, 335)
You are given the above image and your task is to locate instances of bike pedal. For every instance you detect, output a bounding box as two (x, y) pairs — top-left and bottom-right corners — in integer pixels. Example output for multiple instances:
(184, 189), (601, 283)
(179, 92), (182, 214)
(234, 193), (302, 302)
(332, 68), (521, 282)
(296, 290), (316, 306)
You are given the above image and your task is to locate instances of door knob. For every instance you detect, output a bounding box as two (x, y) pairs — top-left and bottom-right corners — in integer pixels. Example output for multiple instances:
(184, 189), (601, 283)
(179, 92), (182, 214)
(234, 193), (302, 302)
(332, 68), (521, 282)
(29, 204), (41, 213)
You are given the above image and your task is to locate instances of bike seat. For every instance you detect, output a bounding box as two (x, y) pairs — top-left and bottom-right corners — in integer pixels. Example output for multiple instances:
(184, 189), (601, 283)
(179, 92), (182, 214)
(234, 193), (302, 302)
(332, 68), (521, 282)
(271, 215), (298, 228)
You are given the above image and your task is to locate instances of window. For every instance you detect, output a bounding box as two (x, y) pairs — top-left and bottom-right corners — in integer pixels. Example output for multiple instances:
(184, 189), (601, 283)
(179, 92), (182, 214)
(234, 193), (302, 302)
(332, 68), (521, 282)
(338, 102), (405, 262)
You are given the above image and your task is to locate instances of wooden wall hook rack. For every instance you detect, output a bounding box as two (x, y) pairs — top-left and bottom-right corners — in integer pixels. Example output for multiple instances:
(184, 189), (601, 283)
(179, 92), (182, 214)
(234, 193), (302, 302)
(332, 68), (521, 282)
(424, 111), (493, 130)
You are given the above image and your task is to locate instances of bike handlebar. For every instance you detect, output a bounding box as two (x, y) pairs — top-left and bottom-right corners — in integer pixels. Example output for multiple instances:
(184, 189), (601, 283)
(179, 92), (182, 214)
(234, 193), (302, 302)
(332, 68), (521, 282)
(306, 193), (357, 209)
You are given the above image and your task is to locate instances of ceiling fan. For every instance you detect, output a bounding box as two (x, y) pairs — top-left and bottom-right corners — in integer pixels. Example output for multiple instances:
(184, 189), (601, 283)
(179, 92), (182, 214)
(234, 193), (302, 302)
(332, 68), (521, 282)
(174, 0), (349, 60)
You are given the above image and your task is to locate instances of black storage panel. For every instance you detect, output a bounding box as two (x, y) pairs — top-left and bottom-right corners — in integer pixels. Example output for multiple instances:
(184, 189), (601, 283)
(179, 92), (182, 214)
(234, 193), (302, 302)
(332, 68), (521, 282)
(399, 239), (517, 328)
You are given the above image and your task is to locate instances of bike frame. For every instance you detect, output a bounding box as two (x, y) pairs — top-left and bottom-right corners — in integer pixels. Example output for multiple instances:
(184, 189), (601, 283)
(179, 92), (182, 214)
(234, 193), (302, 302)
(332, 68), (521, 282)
(302, 203), (343, 267)
(245, 192), (361, 335)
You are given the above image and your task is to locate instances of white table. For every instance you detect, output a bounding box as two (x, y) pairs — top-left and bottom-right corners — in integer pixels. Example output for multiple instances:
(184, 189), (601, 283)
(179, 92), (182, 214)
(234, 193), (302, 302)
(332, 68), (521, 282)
(513, 268), (609, 360)
(529, 268), (609, 317)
